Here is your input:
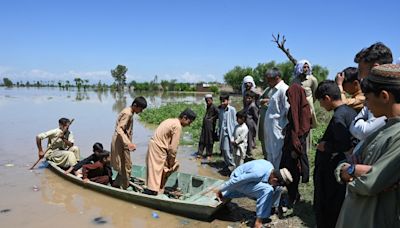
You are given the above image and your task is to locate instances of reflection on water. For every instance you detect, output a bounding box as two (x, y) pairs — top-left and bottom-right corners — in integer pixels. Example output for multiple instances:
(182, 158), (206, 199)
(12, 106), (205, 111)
(0, 87), (234, 228)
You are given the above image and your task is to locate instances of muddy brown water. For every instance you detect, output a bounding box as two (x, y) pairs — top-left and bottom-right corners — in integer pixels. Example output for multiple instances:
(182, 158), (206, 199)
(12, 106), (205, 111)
(0, 88), (249, 228)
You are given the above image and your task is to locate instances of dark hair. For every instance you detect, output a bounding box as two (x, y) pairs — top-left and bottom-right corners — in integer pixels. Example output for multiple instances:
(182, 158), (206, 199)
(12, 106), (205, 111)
(219, 94), (230, 101)
(273, 170), (287, 186)
(132, 96), (147, 109)
(98, 150), (110, 160)
(93, 142), (104, 152)
(58, 118), (70, 125)
(342, 67), (359, 83)
(179, 108), (197, 121)
(236, 110), (247, 121)
(315, 80), (341, 101)
(354, 42), (393, 65)
(265, 67), (281, 78)
(361, 79), (400, 103)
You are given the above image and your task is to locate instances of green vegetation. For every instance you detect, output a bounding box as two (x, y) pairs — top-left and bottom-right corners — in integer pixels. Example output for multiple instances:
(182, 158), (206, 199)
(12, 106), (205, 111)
(111, 64), (128, 91)
(2, 77), (13, 87)
(140, 103), (206, 144)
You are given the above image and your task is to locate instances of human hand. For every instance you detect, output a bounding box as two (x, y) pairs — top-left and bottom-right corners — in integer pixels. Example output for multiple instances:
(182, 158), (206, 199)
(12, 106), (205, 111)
(317, 141), (326, 152)
(64, 167), (73, 174)
(38, 150), (45, 159)
(128, 143), (136, 151)
(83, 178), (90, 184)
(213, 189), (223, 201)
(340, 163), (353, 182)
(336, 72), (345, 86)
(260, 98), (269, 106)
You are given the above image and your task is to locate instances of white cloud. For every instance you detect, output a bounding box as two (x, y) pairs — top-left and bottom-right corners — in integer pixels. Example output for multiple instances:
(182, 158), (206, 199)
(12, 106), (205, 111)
(158, 72), (221, 83)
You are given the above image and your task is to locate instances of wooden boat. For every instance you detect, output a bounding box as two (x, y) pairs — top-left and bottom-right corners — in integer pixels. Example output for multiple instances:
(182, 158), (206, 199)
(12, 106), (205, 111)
(47, 161), (226, 220)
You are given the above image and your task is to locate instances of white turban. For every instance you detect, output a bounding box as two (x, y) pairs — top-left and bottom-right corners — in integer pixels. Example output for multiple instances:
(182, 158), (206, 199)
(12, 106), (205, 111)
(294, 59), (313, 78)
(241, 75), (256, 96)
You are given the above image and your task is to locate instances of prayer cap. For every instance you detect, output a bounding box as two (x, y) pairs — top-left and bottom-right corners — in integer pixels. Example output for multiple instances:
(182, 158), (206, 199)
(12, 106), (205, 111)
(205, 94), (213, 99)
(279, 168), (293, 185)
(367, 64), (400, 85)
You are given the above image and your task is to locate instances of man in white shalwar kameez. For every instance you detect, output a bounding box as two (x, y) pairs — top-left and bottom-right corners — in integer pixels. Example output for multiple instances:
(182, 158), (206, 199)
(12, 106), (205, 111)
(263, 68), (290, 169)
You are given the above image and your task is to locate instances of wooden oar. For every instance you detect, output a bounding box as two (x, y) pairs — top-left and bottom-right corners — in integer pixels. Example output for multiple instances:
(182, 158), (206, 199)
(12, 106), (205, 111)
(30, 119), (74, 170)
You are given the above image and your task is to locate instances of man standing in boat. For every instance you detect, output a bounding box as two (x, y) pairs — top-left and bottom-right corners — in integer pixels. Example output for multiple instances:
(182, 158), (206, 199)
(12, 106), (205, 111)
(111, 96), (147, 189)
(146, 108), (196, 195)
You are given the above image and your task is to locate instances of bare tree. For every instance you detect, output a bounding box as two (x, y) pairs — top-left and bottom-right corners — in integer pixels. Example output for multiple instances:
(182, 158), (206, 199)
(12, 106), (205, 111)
(271, 33), (297, 65)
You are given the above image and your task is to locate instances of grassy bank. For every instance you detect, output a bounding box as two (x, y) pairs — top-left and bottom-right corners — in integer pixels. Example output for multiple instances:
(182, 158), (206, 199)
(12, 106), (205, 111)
(139, 102), (205, 144)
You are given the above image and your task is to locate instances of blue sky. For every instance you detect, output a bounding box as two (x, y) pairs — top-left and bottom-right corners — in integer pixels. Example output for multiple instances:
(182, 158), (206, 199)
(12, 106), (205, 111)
(1, 0), (399, 84)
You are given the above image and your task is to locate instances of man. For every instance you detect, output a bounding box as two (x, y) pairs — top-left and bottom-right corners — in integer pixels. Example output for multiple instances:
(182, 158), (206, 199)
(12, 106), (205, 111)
(335, 64), (400, 228)
(36, 118), (80, 168)
(313, 80), (357, 228)
(214, 159), (292, 228)
(197, 94), (219, 160)
(111, 96), (147, 189)
(350, 42), (392, 142)
(146, 108), (196, 194)
(218, 94), (237, 170)
(263, 68), (290, 168)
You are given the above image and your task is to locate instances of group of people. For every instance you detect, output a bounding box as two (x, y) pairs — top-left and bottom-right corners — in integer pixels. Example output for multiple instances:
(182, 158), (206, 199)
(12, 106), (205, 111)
(35, 41), (400, 228)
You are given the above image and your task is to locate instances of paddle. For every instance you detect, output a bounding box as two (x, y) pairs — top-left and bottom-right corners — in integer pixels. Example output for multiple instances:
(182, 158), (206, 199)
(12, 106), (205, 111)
(30, 119), (74, 170)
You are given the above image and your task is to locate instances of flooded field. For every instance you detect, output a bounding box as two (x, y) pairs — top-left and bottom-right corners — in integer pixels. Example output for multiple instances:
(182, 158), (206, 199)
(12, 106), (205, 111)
(0, 87), (246, 228)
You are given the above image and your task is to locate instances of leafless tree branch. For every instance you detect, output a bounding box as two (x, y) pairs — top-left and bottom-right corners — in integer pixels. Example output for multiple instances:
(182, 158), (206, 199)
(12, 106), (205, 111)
(271, 33), (297, 65)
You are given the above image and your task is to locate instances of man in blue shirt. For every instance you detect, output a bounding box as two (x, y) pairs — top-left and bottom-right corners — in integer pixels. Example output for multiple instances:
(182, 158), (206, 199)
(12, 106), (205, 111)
(215, 159), (292, 228)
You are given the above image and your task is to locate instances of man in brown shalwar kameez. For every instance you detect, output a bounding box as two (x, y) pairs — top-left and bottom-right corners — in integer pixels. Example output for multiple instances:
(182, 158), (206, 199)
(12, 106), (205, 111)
(146, 108), (196, 195)
(111, 96), (147, 189)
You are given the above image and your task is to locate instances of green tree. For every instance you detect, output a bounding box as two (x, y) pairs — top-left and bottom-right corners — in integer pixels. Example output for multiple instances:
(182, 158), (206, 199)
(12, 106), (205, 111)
(111, 65), (128, 91)
(3, 78), (13, 87)
(312, 65), (329, 82)
(74, 77), (83, 90)
(160, 80), (169, 91)
(223, 66), (253, 92)
(252, 61), (277, 88)
(276, 61), (295, 84)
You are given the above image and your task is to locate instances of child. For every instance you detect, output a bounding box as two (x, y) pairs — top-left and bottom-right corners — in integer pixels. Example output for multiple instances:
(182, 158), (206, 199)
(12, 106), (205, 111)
(313, 80), (357, 228)
(243, 91), (259, 157)
(197, 94), (219, 160)
(65, 142), (104, 176)
(232, 110), (249, 168)
(82, 150), (112, 185)
(335, 67), (365, 112)
(218, 94), (237, 170)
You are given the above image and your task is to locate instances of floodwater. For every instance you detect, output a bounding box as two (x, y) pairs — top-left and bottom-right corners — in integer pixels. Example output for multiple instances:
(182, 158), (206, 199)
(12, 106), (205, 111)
(0, 87), (244, 228)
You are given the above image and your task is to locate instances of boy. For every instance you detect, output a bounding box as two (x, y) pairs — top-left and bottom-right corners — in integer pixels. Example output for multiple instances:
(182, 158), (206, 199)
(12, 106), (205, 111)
(36, 118), (80, 169)
(197, 94), (219, 160)
(243, 90), (259, 157)
(232, 110), (248, 168)
(65, 142), (104, 176)
(146, 108), (196, 195)
(214, 159), (292, 228)
(82, 150), (112, 185)
(336, 64), (400, 228)
(313, 80), (357, 228)
(218, 94), (237, 170)
(335, 67), (365, 112)
(111, 96), (147, 189)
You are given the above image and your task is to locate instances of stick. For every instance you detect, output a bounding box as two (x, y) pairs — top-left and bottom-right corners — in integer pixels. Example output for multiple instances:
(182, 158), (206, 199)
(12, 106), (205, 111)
(30, 119), (74, 170)
(129, 181), (144, 192)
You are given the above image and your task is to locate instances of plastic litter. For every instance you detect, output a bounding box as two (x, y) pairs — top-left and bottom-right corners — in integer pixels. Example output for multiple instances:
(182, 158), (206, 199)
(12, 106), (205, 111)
(152, 211), (159, 219)
(5, 164), (14, 167)
(93, 216), (107, 224)
(0, 209), (11, 213)
(32, 185), (40, 192)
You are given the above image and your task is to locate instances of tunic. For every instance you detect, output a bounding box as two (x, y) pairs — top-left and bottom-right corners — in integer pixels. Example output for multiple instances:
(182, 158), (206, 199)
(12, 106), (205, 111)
(263, 80), (289, 168)
(220, 159), (281, 218)
(336, 118), (400, 228)
(313, 104), (357, 228)
(111, 107), (134, 189)
(82, 161), (112, 185)
(218, 105), (237, 167)
(37, 128), (80, 168)
(72, 154), (99, 172)
(340, 89), (365, 113)
(243, 101), (259, 155)
(232, 123), (248, 167)
(146, 118), (182, 192)
(291, 74), (318, 128)
(258, 87), (271, 156)
(198, 103), (219, 156)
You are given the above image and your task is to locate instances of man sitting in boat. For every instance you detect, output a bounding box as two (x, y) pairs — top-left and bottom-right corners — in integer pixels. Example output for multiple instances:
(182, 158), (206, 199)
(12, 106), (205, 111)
(82, 150), (112, 185)
(214, 159), (292, 228)
(145, 108), (197, 195)
(36, 118), (80, 169)
(65, 142), (104, 176)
